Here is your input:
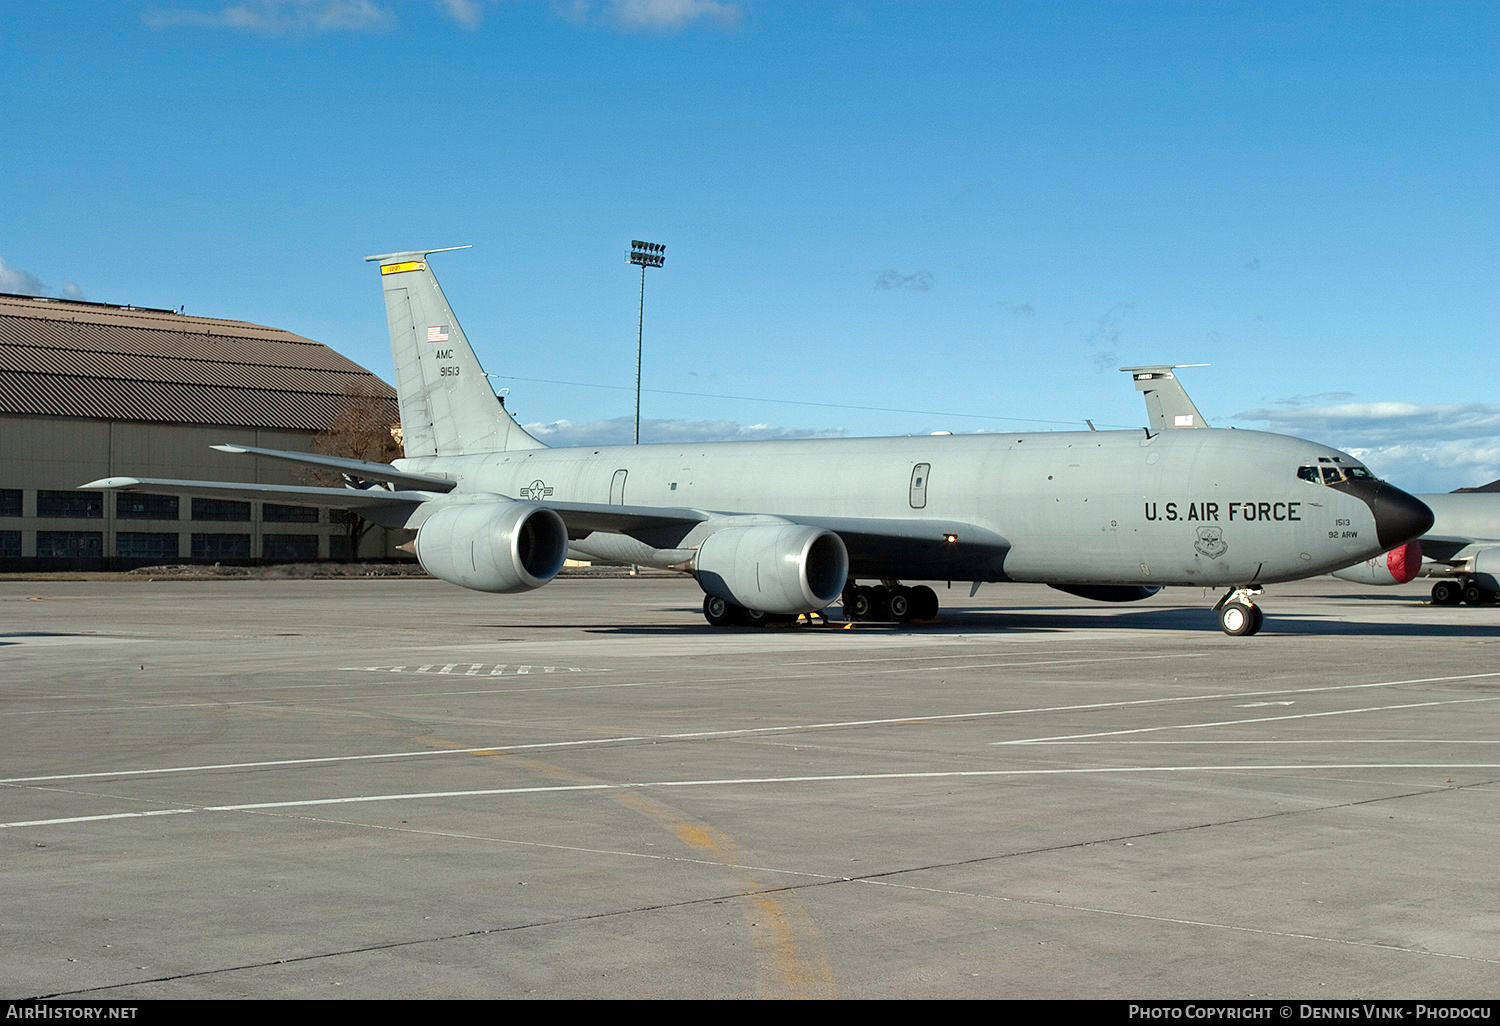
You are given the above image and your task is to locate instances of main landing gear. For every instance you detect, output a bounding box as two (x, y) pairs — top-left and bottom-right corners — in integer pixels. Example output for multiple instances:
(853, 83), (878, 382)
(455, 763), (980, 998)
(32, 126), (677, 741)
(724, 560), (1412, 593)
(700, 581), (943, 627)
(842, 581), (940, 623)
(702, 594), (801, 627)
(1214, 587), (1265, 636)
(1431, 579), (1497, 606)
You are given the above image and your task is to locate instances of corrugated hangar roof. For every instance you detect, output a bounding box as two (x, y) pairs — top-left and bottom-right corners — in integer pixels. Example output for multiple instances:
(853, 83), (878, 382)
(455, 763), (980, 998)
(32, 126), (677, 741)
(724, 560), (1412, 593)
(0, 292), (397, 431)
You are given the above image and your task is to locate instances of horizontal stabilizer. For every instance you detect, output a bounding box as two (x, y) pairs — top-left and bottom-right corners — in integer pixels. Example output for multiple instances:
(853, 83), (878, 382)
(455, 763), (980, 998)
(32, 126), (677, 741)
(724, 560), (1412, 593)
(211, 444), (456, 491)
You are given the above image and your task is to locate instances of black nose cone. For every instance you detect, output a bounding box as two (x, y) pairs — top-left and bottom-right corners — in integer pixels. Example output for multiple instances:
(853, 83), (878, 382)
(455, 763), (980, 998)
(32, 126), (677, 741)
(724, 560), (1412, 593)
(1339, 480), (1435, 549)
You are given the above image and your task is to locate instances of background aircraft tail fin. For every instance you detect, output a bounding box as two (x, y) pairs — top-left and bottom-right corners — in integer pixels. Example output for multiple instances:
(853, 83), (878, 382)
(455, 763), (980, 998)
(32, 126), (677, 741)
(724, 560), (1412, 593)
(364, 247), (546, 457)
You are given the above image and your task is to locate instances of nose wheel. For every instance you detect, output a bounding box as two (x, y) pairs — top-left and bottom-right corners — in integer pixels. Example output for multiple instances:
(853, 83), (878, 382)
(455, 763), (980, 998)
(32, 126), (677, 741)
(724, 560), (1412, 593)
(1215, 588), (1265, 636)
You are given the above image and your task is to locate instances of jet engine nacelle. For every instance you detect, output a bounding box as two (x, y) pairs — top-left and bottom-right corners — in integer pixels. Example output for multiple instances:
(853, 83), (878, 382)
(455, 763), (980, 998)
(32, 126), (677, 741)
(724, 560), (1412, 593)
(1329, 539), (1422, 586)
(695, 524), (849, 615)
(413, 500), (569, 593)
(1470, 546), (1500, 591)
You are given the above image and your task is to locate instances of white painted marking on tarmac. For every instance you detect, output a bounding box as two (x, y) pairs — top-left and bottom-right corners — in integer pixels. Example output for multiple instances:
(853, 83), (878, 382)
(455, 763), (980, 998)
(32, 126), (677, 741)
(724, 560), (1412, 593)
(8, 678), (650, 716)
(11, 672), (1499, 781)
(4, 765), (1496, 830)
(339, 664), (587, 676)
(1029, 739), (1496, 745)
(994, 695), (1500, 745)
(864, 879), (1499, 965)
(0, 736), (652, 785)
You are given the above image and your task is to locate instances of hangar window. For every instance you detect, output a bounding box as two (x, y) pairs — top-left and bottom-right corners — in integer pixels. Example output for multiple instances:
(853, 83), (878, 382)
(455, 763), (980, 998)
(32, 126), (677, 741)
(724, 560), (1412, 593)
(116, 532), (179, 559)
(0, 489), (21, 517)
(37, 531), (102, 557)
(263, 503), (319, 523)
(192, 498), (251, 521)
(263, 534), (318, 561)
(117, 493), (179, 520)
(192, 533), (251, 559)
(37, 490), (102, 518)
(0, 531), (19, 558)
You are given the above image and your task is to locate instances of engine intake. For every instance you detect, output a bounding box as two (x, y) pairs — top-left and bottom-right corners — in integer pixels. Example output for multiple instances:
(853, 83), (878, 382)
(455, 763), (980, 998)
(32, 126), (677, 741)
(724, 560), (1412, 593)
(414, 501), (569, 593)
(695, 524), (849, 615)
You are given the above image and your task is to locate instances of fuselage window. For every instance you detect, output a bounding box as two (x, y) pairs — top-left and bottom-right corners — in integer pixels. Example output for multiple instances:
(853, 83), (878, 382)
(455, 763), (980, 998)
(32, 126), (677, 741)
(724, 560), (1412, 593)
(1297, 466), (1320, 484)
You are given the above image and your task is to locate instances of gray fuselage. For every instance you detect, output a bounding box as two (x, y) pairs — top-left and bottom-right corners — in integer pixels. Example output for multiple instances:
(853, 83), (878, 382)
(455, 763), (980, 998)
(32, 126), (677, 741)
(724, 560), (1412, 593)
(395, 425), (1398, 588)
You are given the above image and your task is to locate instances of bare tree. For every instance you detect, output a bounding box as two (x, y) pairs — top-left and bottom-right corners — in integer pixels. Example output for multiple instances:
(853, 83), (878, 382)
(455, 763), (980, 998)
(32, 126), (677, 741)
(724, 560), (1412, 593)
(305, 381), (403, 560)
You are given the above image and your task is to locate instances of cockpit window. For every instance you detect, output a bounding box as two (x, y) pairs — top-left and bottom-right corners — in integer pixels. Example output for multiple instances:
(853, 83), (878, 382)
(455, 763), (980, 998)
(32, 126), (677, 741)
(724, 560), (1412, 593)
(1299, 463), (1376, 485)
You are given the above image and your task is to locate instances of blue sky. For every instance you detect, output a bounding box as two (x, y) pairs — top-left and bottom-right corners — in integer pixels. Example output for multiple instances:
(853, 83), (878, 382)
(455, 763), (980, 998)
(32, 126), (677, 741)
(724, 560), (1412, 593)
(3, 0), (1496, 492)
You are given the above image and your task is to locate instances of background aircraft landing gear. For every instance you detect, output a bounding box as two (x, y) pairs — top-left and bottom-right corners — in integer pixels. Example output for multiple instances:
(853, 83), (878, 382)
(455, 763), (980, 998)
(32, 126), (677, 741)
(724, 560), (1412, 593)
(1461, 580), (1496, 606)
(1215, 588), (1265, 636)
(1431, 580), (1462, 606)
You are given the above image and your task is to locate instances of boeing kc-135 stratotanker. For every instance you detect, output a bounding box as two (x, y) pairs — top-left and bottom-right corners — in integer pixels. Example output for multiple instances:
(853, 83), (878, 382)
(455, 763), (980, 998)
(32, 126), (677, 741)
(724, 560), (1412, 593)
(85, 246), (1434, 635)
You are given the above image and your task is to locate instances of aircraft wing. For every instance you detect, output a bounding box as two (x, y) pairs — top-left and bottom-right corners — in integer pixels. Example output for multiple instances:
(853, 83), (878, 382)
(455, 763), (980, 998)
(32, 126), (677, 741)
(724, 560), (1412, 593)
(541, 499), (1007, 575)
(789, 514), (1010, 577)
(81, 477), (440, 511)
(542, 499), (710, 539)
(1419, 536), (1486, 565)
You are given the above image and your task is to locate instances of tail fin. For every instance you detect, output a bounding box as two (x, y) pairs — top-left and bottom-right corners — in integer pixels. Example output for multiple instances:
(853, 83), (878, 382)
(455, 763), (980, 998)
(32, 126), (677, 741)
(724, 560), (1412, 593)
(365, 247), (546, 457)
(1120, 364), (1211, 432)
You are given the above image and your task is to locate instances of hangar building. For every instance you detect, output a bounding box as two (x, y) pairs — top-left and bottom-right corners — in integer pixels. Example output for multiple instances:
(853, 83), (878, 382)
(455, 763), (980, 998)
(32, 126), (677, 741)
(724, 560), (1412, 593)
(0, 291), (407, 569)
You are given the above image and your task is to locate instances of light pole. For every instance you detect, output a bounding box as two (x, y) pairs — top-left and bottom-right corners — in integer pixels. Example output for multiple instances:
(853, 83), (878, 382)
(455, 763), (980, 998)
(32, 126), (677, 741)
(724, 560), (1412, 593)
(627, 240), (665, 444)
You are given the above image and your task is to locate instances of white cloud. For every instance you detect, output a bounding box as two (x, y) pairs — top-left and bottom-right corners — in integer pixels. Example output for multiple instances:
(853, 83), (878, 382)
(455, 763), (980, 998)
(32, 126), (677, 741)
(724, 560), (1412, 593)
(610, 0), (742, 30)
(143, 1), (397, 35)
(0, 257), (84, 301)
(874, 269), (934, 292)
(522, 415), (845, 446)
(143, 0), (741, 35)
(556, 0), (744, 31)
(1231, 401), (1500, 493)
(0, 257), (49, 297)
(437, 0), (486, 29)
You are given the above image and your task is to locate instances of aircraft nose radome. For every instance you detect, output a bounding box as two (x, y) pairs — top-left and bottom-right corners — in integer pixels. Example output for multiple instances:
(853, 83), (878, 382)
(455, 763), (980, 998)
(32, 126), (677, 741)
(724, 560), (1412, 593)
(1368, 484), (1435, 550)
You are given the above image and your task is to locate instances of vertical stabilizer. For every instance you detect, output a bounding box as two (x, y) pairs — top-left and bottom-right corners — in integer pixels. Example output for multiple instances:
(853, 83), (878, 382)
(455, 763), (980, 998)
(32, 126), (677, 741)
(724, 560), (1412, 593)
(364, 247), (546, 457)
(1120, 365), (1211, 432)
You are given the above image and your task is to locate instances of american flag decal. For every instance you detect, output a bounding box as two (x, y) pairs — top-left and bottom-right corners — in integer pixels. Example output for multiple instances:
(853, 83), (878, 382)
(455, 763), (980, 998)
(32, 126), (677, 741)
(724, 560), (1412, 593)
(427, 325), (449, 343)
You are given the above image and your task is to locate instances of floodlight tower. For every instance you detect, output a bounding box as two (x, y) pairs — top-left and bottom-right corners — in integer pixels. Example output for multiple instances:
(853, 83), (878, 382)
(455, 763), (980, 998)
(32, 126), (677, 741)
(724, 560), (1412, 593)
(627, 240), (666, 444)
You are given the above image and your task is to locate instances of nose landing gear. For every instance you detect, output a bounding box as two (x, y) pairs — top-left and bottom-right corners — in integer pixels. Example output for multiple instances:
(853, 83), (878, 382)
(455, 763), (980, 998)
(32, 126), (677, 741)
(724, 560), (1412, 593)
(1215, 587), (1265, 636)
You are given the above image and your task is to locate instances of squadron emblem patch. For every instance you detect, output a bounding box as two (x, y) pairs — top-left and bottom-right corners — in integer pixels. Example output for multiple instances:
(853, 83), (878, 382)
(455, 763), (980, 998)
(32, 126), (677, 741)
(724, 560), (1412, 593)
(1195, 526), (1227, 559)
